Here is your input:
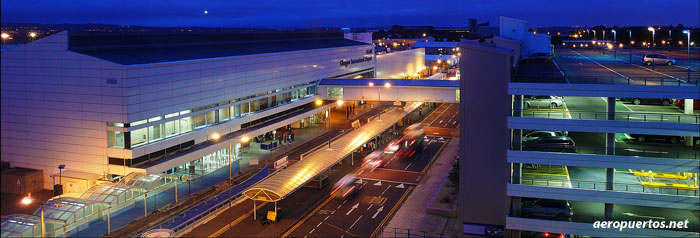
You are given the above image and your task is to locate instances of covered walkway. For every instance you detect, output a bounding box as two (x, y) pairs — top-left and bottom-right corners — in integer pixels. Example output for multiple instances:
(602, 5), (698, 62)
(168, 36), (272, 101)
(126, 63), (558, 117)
(317, 78), (459, 103)
(242, 102), (422, 203)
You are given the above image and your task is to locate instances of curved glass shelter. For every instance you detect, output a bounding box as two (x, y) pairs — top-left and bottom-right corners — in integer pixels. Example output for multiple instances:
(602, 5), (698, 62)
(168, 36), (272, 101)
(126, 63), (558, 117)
(80, 183), (147, 207)
(1, 214), (64, 238)
(34, 197), (109, 230)
(118, 172), (177, 192)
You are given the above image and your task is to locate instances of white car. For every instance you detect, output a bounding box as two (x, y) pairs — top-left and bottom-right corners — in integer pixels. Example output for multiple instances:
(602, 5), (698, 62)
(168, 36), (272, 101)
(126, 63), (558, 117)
(524, 95), (564, 108)
(642, 54), (676, 66)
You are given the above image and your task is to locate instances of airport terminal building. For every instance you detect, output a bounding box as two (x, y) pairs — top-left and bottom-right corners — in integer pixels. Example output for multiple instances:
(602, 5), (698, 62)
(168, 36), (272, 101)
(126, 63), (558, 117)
(1, 31), (374, 191)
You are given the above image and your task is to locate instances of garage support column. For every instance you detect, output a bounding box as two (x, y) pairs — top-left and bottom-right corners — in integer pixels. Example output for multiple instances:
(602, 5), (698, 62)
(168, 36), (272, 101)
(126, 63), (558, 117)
(605, 97), (615, 220)
(512, 95), (523, 151)
(684, 99), (695, 146)
(511, 95), (523, 219)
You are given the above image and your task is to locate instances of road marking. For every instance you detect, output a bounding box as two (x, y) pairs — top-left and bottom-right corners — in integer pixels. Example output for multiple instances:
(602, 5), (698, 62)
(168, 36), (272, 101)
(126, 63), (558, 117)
(404, 162), (413, 170)
(355, 177), (418, 186)
(367, 203), (373, 210)
(376, 168), (426, 174)
(421, 139), (450, 173)
(622, 212), (665, 220)
(604, 50), (687, 82)
(324, 216), (329, 221)
(381, 185), (391, 195)
(373, 181), (382, 186)
(395, 183), (405, 189)
(568, 49), (632, 80)
(282, 167), (364, 238)
(370, 186), (414, 237)
(552, 59), (570, 83)
(346, 203), (359, 215)
(309, 228), (315, 234)
(372, 206), (384, 219)
(348, 215), (363, 231)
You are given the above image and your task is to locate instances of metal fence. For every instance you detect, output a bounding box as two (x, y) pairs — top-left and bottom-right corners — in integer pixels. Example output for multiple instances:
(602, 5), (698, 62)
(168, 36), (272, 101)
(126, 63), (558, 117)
(512, 145), (700, 160)
(513, 109), (700, 124)
(518, 178), (699, 197)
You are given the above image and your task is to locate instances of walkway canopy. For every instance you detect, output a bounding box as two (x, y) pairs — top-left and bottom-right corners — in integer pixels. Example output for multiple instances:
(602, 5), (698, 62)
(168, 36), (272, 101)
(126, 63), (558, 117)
(117, 172), (177, 192)
(243, 102), (421, 202)
(80, 183), (147, 207)
(34, 197), (109, 225)
(1, 214), (64, 238)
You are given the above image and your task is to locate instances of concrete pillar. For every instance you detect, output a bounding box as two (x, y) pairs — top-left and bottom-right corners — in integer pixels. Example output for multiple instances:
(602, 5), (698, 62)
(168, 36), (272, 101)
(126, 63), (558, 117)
(605, 97), (615, 221)
(684, 99), (694, 114)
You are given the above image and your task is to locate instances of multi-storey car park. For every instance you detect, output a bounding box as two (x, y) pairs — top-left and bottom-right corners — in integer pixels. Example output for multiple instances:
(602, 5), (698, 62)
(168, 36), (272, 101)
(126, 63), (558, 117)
(0, 30), (374, 192)
(460, 17), (699, 237)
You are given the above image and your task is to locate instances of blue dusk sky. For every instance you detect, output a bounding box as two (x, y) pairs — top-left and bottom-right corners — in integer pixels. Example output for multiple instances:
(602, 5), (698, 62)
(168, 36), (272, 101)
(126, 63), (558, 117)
(2, 0), (699, 28)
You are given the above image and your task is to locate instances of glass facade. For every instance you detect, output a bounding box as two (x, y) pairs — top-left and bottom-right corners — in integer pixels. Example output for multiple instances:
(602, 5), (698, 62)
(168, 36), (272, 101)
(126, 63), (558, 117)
(327, 87), (344, 98)
(121, 83), (317, 148)
(107, 131), (124, 148)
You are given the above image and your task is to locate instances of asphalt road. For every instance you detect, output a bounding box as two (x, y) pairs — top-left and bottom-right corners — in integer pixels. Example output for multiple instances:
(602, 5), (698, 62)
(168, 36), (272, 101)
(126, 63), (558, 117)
(283, 137), (447, 238)
(420, 103), (460, 137)
(554, 48), (699, 85)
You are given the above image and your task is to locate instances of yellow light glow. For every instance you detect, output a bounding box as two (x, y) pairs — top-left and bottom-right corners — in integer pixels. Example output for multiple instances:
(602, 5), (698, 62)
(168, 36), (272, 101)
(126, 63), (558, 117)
(619, 43), (623, 48)
(368, 82), (374, 87)
(648, 27), (654, 32)
(315, 99), (323, 105)
(384, 82), (391, 88)
(592, 40), (596, 44)
(337, 100), (344, 105)
(661, 40), (665, 44)
(312, 65), (318, 68)
(1, 33), (8, 39)
(678, 41), (683, 45)
(607, 44), (613, 49)
(21, 196), (32, 205)
(211, 133), (221, 140)
(631, 40), (635, 44)
(692, 42), (696, 46)
(437, 59), (442, 64)
(241, 136), (250, 143)
(29, 32), (36, 38)
(433, 66), (438, 70)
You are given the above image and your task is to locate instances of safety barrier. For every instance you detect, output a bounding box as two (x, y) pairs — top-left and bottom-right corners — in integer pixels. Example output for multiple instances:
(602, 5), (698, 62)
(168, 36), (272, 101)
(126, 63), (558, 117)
(141, 166), (269, 235)
(517, 178), (699, 196)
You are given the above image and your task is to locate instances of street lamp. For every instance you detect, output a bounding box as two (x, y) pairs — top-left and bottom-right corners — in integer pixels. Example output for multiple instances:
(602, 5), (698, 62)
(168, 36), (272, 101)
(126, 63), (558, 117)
(683, 29), (691, 81)
(648, 27), (656, 54)
(29, 32), (36, 42)
(592, 30), (596, 40)
(21, 194), (32, 205)
(602, 30), (606, 42)
(611, 29), (616, 42)
(627, 29), (632, 45)
(1, 32), (8, 45)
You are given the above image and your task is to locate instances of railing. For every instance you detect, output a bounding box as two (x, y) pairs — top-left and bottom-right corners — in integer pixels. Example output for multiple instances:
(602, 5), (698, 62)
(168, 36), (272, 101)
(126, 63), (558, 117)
(516, 178), (699, 197)
(511, 145), (700, 160)
(513, 109), (700, 124)
(378, 226), (450, 238)
(513, 75), (700, 86)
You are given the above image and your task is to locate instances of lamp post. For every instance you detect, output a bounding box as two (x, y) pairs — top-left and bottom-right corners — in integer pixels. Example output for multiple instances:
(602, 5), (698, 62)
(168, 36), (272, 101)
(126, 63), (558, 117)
(603, 30), (606, 42)
(368, 82), (380, 120)
(611, 29), (616, 42)
(683, 30), (691, 81)
(57, 165), (65, 198)
(648, 27), (656, 67)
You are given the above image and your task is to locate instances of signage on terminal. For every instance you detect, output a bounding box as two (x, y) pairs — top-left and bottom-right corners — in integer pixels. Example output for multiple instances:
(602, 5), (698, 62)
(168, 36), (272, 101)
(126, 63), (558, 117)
(340, 56), (373, 67)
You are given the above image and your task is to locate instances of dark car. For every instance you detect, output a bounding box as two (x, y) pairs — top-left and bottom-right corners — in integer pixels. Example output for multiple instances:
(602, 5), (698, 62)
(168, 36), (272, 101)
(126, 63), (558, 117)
(523, 136), (576, 153)
(619, 98), (672, 106)
(522, 199), (573, 220)
(523, 52), (552, 63)
(630, 134), (684, 144)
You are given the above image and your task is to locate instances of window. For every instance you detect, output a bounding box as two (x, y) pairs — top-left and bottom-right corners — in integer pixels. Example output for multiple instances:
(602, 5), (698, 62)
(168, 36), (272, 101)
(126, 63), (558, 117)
(131, 119), (147, 126)
(241, 102), (250, 115)
(149, 124), (164, 142)
(164, 120), (179, 137)
(193, 114), (206, 128)
(107, 122), (125, 127)
(219, 107), (230, 121)
(206, 110), (216, 125)
(148, 116), (162, 123)
(131, 128), (148, 146)
(108, 131), (124, 148)
(180, 117), (192, 133)
(327, 87), (343, 99)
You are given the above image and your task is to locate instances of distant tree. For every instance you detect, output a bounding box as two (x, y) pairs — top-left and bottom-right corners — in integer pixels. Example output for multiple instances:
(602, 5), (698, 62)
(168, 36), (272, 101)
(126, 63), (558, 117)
(676, 24), (685, 30)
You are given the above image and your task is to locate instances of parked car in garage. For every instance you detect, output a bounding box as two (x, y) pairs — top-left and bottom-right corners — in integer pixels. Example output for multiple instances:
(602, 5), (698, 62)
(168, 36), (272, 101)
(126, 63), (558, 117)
(619, 97), (672, 106)
(674, 99), (700, 110)
(630, 134), (684, 144)
(523, 136), (576, 153)
(523, 52), (552, 63)
(522, 199), (573, 220)
(522, 131), (563, 143)
(642, 54), (676, 66)
(524, 95), (564, 108)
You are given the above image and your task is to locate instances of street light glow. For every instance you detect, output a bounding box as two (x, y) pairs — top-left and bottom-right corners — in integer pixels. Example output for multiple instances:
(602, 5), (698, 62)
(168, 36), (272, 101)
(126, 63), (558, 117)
(368, 82), (374, 87)
(241, 136), (250, 143)
(315, 99), (323, 105)
(211, 132), (220, 140)
(1, 33), (8, 39)
(29, 32), (36, 38)
(647, 27), (655, 33)
(21, 196), (32, 205)
(337, 100), (344, 105)
(384, 82), (391, 88)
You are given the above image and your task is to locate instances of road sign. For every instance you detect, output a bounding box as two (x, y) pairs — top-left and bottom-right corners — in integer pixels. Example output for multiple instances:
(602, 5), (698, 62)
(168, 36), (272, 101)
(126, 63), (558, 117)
(267, 211), (277, 221)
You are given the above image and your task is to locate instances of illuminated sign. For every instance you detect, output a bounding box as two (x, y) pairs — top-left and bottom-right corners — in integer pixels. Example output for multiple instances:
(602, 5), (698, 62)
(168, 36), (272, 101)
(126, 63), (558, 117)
(340, 56), (373, 67)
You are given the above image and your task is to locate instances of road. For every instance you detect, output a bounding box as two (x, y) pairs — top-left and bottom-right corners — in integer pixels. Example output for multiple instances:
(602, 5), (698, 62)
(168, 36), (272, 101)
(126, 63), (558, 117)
(420, 103), (459, 137)
(282, 137), (447, 238)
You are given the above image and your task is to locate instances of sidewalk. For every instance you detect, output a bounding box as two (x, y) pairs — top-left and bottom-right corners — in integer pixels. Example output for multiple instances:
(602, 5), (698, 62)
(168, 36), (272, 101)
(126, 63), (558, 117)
(380, 137), (462, 237)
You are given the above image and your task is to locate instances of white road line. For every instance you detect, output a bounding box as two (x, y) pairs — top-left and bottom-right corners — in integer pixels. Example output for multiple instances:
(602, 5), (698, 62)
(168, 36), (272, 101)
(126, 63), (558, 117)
(367, 204), (373, 210)
(569, 49), (632, 80)
(324, 216), (329, 221)
(552, 59), (570, 83)
(317, 222), (322, 228)
(404, 162), (413, 170)
(309, 228), (315, 234)
(348, 215), (363, 230)
(381, 185), (391, 195)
